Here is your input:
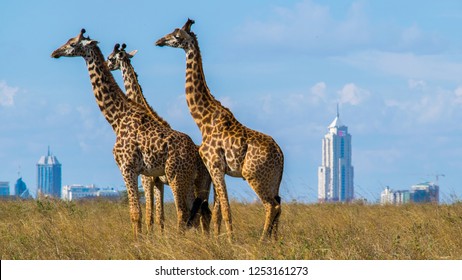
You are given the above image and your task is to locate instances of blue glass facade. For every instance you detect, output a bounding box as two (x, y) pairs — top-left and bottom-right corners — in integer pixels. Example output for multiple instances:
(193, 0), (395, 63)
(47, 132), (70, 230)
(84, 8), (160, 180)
(0, 182), (10, 196)
(37, 148), (62, 198)
(15, 177), (28, 197)
(410, 183), (439, 203)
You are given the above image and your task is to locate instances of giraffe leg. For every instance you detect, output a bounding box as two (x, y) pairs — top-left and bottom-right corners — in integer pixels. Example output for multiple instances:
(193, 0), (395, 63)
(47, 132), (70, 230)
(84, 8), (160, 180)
(170, 182), (189, 234)
(141, 175), (155, 234)
(211, 188), (222, 236)
(246, 177), (281, 241)
(122, 171), (142, 239)
(210, 172), (233, 241)
(270, 195), (282, 241)
(199, 146), (230, 240)
(154, 178), (165, 233)
(260, 195), (281, 241)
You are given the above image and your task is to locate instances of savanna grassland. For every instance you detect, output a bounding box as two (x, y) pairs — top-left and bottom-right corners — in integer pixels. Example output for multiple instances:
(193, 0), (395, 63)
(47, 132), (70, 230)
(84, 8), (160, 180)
(1, 199), (461, 260)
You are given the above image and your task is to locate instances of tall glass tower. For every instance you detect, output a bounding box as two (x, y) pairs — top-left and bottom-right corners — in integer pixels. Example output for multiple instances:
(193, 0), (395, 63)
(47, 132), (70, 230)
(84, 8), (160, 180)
(37, 147), (62, 198)
(15, 177), (30, 198)
(318, 109), (354, 202)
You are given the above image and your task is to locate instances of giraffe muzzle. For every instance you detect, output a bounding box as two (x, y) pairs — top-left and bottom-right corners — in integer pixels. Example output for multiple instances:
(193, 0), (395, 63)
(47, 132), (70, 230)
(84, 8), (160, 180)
(155, 38), (167, 47)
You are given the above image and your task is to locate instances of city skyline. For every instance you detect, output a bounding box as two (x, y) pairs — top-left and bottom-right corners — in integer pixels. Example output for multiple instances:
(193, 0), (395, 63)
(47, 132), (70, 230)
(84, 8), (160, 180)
(2, 1), (462, 202)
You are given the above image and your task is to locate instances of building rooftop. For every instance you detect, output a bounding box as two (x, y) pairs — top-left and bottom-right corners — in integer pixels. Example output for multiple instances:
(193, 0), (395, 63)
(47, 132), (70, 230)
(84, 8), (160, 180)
(37, 146), (61, 165)
(328, 105), (346, 128)
(328, 116), (344, 128)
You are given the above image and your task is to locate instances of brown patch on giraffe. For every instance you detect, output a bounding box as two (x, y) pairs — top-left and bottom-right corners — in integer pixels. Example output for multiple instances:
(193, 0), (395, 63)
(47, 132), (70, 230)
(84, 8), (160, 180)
(156, 20), (284, 241)
(52, 29), (213, 239)
(106, 41), (214, 233)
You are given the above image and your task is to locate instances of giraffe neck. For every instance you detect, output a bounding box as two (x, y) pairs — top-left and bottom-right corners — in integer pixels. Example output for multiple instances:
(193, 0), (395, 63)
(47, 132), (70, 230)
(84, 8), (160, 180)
(185, 41), (224, 137)
(119, 58), (171, 128)
(83, 45), (129, 133)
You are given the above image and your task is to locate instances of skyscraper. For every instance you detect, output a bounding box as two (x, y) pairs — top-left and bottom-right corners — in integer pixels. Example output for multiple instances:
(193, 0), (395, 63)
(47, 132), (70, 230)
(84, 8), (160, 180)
(15, 177), (31, 198)
(37, 147), (62, 198)
(318, 108), (354, 202)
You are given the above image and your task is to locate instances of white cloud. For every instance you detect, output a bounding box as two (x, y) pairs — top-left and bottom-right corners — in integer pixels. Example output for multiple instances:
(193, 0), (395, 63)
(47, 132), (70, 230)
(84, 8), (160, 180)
(0, 81), (19, 107)
(454, 86), (462, 104)
(234, 0), (443, 56)
(310, 82), (327, 102)
(337, 51), (462, 82)
(234, 0), (370, 54)
(385, 85), (462, 125)
(408, 79), (427, 91)
(413, 94), (445, 123)
(337, 83), (369, 105)
(283, 82), (327, 113)
(400, 24), (423, 47)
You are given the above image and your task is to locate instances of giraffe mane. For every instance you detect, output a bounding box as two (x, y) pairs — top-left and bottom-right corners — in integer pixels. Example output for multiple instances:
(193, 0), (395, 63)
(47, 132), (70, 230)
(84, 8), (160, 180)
(118, 46), (171, 128)
(187, 31), (235, 119)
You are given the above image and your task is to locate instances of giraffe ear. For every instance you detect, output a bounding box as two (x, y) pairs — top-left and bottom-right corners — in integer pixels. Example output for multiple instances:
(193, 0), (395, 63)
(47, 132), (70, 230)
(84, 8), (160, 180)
(81, 39), (98, 47)
(128, 50), (138, 58)
(182, 18), (195, 32)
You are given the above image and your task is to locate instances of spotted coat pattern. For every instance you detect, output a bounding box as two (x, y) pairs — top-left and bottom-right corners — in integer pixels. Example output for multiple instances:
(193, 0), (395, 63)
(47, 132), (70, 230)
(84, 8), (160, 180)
(52, 29), (198, 238)
(156, 20), (284, 241)
(106, 44), (213, 232)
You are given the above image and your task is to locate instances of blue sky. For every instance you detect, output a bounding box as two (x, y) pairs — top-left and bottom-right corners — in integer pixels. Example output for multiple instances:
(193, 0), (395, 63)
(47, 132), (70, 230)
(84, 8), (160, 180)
(1, 0), (462, 202)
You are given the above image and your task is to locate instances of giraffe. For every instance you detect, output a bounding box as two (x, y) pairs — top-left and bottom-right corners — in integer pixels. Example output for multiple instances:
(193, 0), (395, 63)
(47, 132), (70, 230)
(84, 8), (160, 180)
(156, 19), (284, 241)
(51, 29), (202, 238)
(106, 43), (213, 232)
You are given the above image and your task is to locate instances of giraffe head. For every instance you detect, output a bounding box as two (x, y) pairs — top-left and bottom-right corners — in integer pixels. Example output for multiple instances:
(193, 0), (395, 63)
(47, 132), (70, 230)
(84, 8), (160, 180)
(51, 29), (98, 58)
(106, 43), (138, 71)
(155, 18), (196, 50)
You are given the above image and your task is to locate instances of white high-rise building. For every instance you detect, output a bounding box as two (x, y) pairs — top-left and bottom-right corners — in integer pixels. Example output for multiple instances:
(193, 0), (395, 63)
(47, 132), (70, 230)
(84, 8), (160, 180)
(318, 109), (354, 202)
(380, 186), (410, 205)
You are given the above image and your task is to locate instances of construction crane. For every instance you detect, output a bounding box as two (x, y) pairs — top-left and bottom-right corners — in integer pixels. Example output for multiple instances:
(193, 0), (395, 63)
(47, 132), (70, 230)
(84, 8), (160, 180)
(430, 174), (445, 186)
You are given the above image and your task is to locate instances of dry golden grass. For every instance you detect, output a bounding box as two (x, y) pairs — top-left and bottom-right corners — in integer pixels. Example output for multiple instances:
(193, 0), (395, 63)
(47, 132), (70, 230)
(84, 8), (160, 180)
(1, 199), (461, 260)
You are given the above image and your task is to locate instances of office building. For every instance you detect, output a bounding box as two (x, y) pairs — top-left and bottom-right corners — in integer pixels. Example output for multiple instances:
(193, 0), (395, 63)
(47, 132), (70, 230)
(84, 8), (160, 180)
(318, 109), (354, 202)
(0, 181), (10, 196)
(37, 147), (62, 198)
(62, 184), (120, 201)
(380, 186), (410, 205)
(410, 182), (439, 203)
(14, 177), (31, 198)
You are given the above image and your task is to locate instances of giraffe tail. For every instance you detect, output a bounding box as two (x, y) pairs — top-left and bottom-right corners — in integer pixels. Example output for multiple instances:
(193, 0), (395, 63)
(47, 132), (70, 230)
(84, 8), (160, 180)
(186, 197), (212, 228)
(275, 195), (281, 204)
(200, 199), (212, 220)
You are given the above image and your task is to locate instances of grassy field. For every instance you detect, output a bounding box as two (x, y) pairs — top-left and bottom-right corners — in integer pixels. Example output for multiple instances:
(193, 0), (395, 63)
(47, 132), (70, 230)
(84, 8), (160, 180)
(1, 199), (461, 260)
